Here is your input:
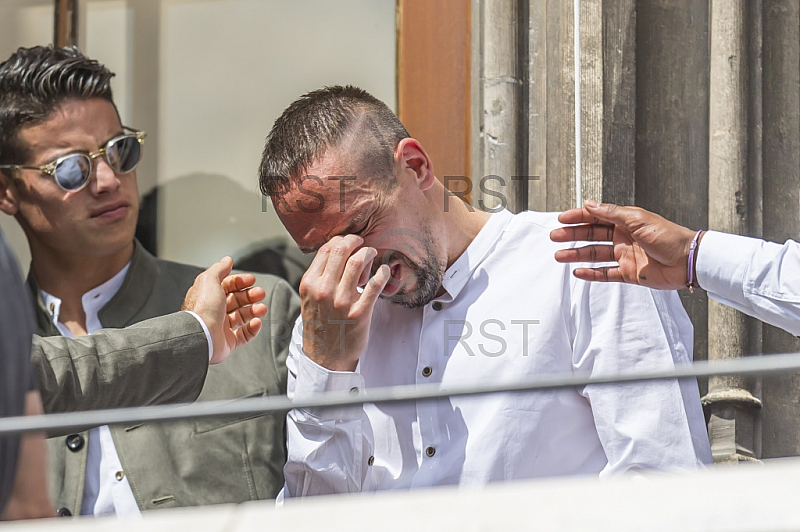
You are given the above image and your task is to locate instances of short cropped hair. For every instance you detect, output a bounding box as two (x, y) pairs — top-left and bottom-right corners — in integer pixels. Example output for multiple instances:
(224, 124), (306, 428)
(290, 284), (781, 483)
(258, 85), (409, 198)
(0, 46), (115, 172)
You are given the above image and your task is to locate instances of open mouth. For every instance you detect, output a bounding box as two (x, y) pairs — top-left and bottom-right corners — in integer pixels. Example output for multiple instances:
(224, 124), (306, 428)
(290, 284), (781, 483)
(381, 263), (403, 296)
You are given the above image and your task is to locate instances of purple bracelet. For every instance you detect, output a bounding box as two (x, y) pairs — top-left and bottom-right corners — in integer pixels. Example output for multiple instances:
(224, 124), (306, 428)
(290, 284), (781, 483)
(687, 230), (703, 293)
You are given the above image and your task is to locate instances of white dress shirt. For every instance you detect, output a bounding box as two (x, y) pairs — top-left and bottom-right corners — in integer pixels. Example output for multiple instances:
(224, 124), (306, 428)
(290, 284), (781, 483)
(697, 231), (800, 336)
(42, 265), (213, 517)
(42, 264), (140, 517)
(282, 209), (712, 498)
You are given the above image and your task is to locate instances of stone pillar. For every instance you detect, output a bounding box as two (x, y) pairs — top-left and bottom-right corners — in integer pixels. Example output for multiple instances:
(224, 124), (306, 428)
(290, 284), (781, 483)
(760, 0), (800, 459)
(473, 0), (527, 213)
(474, 0), (636, 213)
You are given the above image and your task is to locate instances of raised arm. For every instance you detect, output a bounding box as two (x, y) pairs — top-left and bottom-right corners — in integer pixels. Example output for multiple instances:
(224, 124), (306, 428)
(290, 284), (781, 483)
(550, 201), (800, 335)
(34, 257), (269, 414)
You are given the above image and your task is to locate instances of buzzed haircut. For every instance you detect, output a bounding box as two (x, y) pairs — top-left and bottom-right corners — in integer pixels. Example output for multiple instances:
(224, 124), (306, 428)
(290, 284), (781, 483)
(258, 85), (409, 198)
(0, 45), (115, 173)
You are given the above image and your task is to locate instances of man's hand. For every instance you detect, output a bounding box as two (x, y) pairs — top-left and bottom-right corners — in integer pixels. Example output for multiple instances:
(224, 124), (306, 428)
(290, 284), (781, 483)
(299, 235), (391, 372)
(549, 200), (700, 290)
(182, 257), (268, 364)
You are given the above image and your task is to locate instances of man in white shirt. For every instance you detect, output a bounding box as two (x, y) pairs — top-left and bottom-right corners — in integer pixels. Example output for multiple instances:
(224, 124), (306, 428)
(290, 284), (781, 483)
(549, 201), (800, 336)
(258, 85), (712, 498)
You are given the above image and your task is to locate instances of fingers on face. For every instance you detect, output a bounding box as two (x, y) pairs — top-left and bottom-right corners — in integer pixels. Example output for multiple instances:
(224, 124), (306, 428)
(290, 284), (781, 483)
(554, 245), (615, 264)
(341, 246), (377, 294)
(358, 264), (391, 311)
(319, 235), (365, 286)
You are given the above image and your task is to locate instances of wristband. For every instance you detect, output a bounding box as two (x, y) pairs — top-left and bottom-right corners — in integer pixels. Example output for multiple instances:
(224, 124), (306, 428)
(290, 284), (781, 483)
(686, 230), (703, 293)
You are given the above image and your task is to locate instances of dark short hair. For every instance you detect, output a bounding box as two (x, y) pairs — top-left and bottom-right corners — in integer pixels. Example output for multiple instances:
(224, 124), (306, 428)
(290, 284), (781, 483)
(259, 85), (409, 198)
(0, 45), (115, 173)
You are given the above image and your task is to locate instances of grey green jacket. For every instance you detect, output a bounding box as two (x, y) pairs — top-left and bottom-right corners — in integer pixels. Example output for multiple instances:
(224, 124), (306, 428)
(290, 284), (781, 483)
(28, 242), (300, 514)
(32, 311), (210, 416)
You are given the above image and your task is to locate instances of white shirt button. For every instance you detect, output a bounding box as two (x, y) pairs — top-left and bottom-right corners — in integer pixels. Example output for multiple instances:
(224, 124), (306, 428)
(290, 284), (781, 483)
(115, 471), (125, 482)
(425, 446), (436, 457)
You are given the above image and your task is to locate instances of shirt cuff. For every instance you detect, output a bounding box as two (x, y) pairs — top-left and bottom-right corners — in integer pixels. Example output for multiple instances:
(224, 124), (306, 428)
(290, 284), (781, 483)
(695, 231), (759, 301)
(183, 310), (213, 362)
(293, 351), (364, 421)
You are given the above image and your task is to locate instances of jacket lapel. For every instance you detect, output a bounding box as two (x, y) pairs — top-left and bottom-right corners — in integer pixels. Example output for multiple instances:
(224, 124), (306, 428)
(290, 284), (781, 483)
(98, 241), (158, 328)
(25, 272), (60, 337)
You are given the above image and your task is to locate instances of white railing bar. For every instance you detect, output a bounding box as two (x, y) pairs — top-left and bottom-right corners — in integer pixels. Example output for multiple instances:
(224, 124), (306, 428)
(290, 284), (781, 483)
(1, 352), (798, 437)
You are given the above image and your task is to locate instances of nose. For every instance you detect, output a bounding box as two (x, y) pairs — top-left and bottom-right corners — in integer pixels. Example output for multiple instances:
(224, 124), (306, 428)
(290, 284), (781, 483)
(90, 156), (121, 195)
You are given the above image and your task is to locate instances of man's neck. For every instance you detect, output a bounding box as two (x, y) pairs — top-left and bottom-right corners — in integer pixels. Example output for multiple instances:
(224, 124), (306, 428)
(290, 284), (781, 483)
(30, 241), (134, 334)
(434, 181), (492, 268)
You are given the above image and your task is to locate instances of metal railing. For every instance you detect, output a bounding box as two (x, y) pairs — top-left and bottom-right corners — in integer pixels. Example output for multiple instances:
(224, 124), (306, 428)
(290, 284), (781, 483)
(3, 352), (800, 437)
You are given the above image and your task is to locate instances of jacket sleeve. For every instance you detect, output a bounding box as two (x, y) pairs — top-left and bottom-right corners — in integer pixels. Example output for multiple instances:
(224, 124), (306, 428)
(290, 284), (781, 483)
(696, 231), (800, 336)
(32, 311), (210, 414)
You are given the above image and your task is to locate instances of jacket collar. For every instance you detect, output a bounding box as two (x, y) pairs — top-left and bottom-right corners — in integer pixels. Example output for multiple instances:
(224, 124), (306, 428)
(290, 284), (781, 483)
(26, 240), (158, 333)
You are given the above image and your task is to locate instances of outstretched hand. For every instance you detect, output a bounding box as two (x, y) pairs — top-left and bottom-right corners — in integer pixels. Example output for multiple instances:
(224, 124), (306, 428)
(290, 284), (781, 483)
(182, 257), (268, 364)
(549, 200), (700, 290)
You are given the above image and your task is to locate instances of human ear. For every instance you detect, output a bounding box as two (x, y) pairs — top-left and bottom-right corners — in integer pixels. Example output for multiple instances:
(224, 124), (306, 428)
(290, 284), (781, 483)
(395, 138), (436, 191)
(0, 172), (20, 216)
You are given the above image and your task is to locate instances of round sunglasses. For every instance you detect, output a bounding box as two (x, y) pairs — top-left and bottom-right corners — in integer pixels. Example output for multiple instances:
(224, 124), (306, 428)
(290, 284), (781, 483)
(0, 127), (146, 192)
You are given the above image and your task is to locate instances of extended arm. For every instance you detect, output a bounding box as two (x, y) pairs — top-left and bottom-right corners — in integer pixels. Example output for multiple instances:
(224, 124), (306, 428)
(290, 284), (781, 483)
(35, 256), (268, 414)
(551, 201), (800, 335)
(33, 311), (209, 414)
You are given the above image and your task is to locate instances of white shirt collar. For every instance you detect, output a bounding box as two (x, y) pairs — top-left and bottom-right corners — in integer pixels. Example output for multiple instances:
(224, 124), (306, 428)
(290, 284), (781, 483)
(41, 263), (131, 335)
(438, 208), (514, 302)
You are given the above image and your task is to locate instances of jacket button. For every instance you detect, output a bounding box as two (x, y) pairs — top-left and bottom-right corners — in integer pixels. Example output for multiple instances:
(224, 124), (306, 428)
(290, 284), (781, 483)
(65, 434), (84, 452)
(425, 446), (436, 457)
(432, 302), (443, 311)
(57, 507), (72, 517)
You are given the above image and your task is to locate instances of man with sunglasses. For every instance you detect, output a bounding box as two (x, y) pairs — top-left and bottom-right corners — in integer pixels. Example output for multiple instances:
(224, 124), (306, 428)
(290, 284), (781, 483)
(0, 45), (300, 517)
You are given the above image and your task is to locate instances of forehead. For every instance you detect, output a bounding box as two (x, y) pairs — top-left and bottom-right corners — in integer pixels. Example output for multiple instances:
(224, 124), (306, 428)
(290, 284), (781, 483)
(18, 98), (122, 159)
(275, 155), (380, 252)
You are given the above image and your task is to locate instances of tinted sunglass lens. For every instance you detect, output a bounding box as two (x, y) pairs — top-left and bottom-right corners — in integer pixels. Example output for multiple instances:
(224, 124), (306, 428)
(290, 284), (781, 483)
(107, 136), (141, 173)
(54, 155), (90, 190)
